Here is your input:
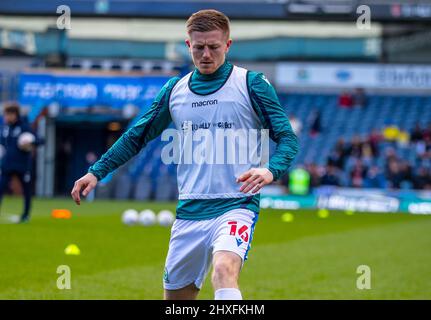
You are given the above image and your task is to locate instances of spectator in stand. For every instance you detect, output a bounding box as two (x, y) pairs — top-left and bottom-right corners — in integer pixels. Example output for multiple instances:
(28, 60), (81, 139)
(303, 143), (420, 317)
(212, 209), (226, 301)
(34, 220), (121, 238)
(413, 167), (431, 190)
(334, 138), (349, 160)
(368, 129), (383, 157)
(327, 149), (345, 170)
(346, 135), (363, 159)
(424, 136), (431, 154)
(400, 160), (414, 188)
(386, 160), (404, 189)
(416, 136), (431, 162)
(364, 166), (387, 189)
(422, 122), (431, 141)
(350, 159), (367, 188)
(382, 124), (400, 142)
(410, 123), (423, 144)
(307, 119), (431, 191)
(396, 130), (410, 148)
(402, 160), (413, 177)
(423, 148), (431, 170)
(415, 138), (426, 158)
(353, 88), (368, 108)
(320, 165), (340, 186)
(305, 163), (322, 189)
(338, 90), (353, 108)
(361, 140), (374, 166)
(309, 109), (322, 137)
(384, 147), (398, 166)
(288, 166), (310, 195)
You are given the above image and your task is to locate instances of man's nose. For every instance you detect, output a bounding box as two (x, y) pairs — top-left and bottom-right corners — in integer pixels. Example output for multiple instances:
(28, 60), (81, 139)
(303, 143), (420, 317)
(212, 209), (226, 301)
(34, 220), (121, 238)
(202, 46), (211, 58)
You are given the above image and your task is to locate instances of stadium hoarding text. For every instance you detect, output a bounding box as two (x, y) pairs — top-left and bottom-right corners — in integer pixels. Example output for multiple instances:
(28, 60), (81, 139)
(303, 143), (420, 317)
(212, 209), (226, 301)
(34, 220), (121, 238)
(260, 194), (317, 210)
(317, 194), (400, 213)
(276, 63), (431, 90)
(261, 188), (431, 214)
(19, 72), (169, 109)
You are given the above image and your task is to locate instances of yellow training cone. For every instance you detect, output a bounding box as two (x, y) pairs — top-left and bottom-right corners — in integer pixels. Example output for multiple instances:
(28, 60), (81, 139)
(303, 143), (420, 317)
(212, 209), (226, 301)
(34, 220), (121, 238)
(281, 212), (294, 223)
(345, 209), (355, 216)
(64, 244), (81, 256)
(317, 209), (330, 219)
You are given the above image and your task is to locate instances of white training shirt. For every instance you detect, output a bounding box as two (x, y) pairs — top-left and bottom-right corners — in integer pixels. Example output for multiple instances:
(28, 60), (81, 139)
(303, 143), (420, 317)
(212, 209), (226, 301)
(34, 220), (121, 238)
(169, 66), (267, 200)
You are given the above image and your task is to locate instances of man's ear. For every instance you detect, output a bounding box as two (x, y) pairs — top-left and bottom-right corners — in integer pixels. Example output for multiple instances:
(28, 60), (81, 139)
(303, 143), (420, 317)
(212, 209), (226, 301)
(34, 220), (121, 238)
(225, 39), (232, 53)
(185, 39), (191, 48)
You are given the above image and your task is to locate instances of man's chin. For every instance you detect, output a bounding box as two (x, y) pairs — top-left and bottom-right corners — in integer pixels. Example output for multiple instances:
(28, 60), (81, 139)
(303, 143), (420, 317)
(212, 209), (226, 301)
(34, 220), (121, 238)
(198, 64), (215, 74)
(199, 70), (213, 75)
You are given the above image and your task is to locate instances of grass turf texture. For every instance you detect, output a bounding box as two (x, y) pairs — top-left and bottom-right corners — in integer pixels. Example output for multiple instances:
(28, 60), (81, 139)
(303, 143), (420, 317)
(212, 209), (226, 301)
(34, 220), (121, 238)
(0, 196), (430, 299)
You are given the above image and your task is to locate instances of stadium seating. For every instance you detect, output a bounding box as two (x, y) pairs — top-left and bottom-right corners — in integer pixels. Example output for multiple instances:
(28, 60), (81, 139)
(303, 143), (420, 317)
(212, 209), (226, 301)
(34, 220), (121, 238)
(279, 93), (431, 167)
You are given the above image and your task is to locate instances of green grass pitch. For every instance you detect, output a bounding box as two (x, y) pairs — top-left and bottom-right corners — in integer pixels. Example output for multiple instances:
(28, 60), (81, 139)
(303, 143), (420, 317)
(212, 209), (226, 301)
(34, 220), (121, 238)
(0, 196), (430, 299)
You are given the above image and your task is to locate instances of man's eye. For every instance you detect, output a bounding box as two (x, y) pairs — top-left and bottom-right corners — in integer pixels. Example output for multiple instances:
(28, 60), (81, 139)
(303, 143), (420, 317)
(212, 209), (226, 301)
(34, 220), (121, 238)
(194, 46), (204, 50)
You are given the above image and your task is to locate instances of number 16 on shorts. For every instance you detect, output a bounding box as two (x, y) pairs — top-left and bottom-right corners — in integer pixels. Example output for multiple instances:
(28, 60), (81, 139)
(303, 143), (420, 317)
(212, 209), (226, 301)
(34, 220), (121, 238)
(228, 221), (249, 246)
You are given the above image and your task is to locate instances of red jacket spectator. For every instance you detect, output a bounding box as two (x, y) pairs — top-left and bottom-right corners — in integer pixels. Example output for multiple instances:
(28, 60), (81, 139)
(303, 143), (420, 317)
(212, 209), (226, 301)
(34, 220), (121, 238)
(338, 91), (353, 108)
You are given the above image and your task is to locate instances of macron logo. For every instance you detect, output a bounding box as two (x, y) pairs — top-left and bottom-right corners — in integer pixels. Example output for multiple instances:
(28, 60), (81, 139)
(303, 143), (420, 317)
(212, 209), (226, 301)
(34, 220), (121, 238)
(191, 99), (218, 108)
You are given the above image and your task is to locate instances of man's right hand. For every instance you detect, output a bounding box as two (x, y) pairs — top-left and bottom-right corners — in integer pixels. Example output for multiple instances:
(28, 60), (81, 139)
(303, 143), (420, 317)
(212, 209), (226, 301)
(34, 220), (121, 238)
(71, 173), (98, 205)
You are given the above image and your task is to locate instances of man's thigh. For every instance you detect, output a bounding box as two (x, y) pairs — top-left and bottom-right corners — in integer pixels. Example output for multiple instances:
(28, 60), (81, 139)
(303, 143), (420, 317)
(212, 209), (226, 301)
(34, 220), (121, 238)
(163, 218), (213, 291)
(211, 208), (259, 263)
(164, 283), (199, 300)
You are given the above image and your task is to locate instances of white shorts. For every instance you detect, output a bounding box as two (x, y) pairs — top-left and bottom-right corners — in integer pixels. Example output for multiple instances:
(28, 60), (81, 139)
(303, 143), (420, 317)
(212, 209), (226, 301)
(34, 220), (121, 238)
(163, 208), (259, 290)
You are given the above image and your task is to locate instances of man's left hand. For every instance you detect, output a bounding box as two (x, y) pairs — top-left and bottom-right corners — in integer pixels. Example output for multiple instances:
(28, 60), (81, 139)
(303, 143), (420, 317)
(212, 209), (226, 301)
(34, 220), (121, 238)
(237, 168), (274, 194)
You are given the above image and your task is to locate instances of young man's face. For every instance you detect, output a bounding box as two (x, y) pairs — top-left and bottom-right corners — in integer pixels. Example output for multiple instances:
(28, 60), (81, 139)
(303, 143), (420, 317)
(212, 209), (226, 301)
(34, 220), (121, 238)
(186, 29), (232, 75)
